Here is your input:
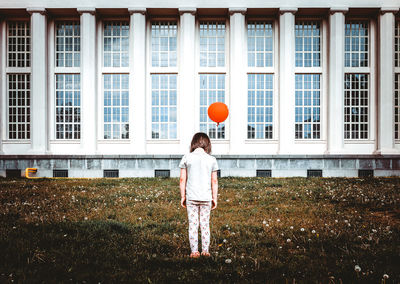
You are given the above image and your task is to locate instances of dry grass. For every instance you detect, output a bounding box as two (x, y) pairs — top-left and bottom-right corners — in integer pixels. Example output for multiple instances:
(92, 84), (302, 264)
(0, 177), (399, 283)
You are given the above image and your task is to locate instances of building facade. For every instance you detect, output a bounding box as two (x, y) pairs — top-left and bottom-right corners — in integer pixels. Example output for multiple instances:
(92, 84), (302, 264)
(0, 0), (400, 177)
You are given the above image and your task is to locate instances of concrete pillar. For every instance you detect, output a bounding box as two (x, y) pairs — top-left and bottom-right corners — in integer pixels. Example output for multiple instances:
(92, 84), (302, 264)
(179, 8), (196, 152)
(129, 8), (147, 154)
(27, 8), (48, 153)
(229, 8), (246, 154)
(377, 8), (399, 154)
(0, 19), (5, 154)
(78, 8), (97, 154)
(278, 8), (297, 154)
(327, 8), (347, 154)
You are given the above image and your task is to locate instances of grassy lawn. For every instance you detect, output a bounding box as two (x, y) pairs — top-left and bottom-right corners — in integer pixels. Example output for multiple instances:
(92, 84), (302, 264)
(0, 177), (399, 283)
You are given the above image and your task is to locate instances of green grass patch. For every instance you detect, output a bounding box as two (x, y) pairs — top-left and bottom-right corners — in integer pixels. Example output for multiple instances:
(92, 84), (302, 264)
(0, 177), (399, 282)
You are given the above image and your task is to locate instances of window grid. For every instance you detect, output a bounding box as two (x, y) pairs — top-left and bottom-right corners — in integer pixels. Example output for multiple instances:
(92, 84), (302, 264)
(395, 21), (400, 68)
(55, 74), (81, 139)
(247, 22), (273, 67)
(200, 21), (225, 67)
(345, 21), (369, 68)
(7, 74), (30, 140)
(151, 22), (177, 67)
(295, 21), (321, 67)
(104, 21), (129, 67)
(200, 74), (226, 139)
(7, 21), (30, 68)
(56, 21), (80, 67)
(247, 74), (274, 139)
(395, 74), (400, 140)
(295, 74), (321, 139)
(151, 74), (177, 139)
(344, 74), (369, 140)
(104, 74), (129, 139)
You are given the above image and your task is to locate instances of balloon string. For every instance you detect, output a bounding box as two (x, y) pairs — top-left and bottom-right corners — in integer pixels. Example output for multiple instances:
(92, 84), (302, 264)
(217, 122), (219, 126)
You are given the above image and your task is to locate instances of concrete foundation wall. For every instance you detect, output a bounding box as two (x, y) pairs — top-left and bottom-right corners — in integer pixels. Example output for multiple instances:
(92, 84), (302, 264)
(0, 155), (399, 178)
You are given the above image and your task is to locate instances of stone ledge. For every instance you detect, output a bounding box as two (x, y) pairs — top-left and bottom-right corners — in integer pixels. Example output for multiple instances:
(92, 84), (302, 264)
(1, 154), (400, 159)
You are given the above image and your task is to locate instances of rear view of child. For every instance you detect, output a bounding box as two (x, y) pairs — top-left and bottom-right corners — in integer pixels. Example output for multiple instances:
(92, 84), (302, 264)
(179, 132), (219, 258)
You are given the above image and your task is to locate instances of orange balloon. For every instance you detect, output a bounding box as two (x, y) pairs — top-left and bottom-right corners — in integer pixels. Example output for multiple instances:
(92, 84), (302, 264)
(208, 102), (229, 126)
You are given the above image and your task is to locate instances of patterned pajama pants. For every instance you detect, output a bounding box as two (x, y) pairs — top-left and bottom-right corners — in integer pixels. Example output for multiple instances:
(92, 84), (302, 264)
(186, 200), (211, 253)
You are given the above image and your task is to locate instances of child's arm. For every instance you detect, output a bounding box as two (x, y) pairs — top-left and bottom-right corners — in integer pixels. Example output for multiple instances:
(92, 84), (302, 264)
(179, 168), (187, 208)
(211, 170), (218, 210)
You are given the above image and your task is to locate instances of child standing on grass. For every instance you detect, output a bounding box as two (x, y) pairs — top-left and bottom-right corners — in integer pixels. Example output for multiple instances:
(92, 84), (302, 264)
(179, 132), (219, 258)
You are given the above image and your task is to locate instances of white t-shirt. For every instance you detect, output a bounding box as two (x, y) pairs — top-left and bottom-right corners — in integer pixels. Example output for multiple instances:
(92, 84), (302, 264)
(178, 147), (219, 201)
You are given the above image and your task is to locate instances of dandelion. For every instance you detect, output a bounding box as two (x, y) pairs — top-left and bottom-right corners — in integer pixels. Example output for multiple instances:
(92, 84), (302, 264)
(276, 218), (280, 222)
(372, 229), (377, 233)
(223, 239), (227, 243)
(84, 217), (88, 220)
(263, 220), (267, 225)
(383, 274), (389, 279)
(286, 238), (291, 243)
(354, 265), (361, 272)
(312, 230), (316, 234)
(300, 228), (305, 232)
(278, 246), (282, 249)
(225, 259), (232, 264)
(290, 226), (294, 230)
(265, 224), (270, 227)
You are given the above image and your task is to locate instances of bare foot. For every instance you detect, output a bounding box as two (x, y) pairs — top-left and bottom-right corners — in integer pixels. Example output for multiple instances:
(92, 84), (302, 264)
(201, 252), (210, 257)
(190, 252), (200, 258)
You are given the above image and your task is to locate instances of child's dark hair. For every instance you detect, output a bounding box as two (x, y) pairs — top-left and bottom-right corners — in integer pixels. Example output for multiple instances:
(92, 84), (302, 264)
(190, 132), (211, 154)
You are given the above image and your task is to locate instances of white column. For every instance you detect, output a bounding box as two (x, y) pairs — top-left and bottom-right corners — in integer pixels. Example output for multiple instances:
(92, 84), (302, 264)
(179, 8), (196, 152)
(0, 18), (5, 154)
(278, 8), (297, 154)
(327, 8), (347, 154)
(229, 8), (247, 154)
(377, 8), (398, 154)
(129, 8), (147, 154)
(78, 8), (97, 154)
(27, 8), (48, 153)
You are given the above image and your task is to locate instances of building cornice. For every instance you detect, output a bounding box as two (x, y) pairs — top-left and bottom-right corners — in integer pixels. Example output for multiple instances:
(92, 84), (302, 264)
(380, 7), (399, 15)
(128, 7), (146, 15)
(26, 7), (46, 15)
(178, 7), (196, 15)
(77, 7), (96, 15)
(329, 7), (349, 15)
(279, 7), (298, 15)
(228, 8), (247, 16)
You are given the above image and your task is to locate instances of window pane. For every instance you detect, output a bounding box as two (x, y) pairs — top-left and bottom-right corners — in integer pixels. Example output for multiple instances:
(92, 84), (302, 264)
(7, 21), (30, 68)
(200, 74), (226, 139)
(56, 21), (80, 67)
(103, 74), (129, 139)
(295, 21), (321, 67)
(151, 22), (177, 67)
(200, 22), (225, 67)
(344, 74), (369, 139)
(55, 74), (81, 139)
(103, 22), (129, 68)
(295, 74), (321, 140)
(7, 74), (31, 139)
(345, 21), (369, 67)
(247, 22), (273, 67)
(247, 74), (274, 139)
(151, 74), (177, 139)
